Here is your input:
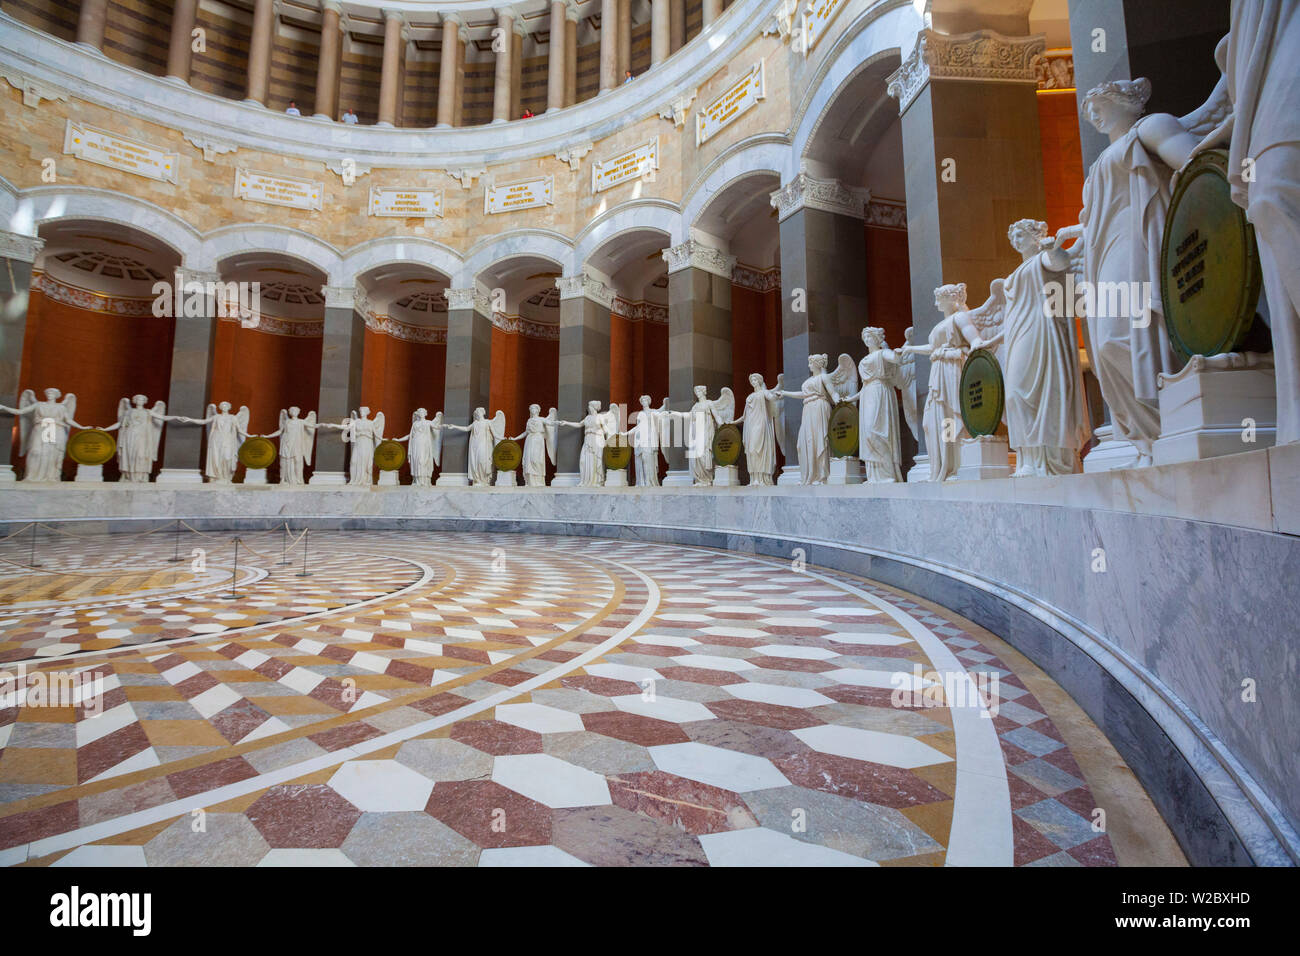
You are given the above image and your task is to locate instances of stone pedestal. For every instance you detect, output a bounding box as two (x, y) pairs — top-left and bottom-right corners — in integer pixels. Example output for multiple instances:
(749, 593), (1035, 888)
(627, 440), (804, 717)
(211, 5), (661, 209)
(0, 465), (15, 482)
(1082, 425), (1144, 472)
(663, 470), (693, 487)
(550, 472), (580, 487)
(378, 471), (399, 486)
(712, 465), (740, 487)
(157, 468), (204, 484)
(1153, 359), (1277, 465)
(955, 437), (1011, 481)
(309, 471), (347, 485)
(75, 464), (103, 483)
(495, 470), (517, 487)
(828, 457), (863, 485)
(605, 469), (628, 487)
(244, 468), (268, 485)
(435, 472), (470, 487)
(776, 465), (802, 486)
(906, 454), (931, 483)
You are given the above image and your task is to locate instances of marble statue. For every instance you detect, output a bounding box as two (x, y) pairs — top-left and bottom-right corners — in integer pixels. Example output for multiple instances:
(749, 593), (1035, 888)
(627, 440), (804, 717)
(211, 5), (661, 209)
(176, 402), (249, 483)
(963, 220), (1092, 477)
(1, 388), (82, 482)
(265, 407), (317, 486)
(898, 329), (921, 443)
(399, 409), (443, 487)
(778, 354), (855, 485)
(106, 395), (168, 482)
(445, 408), (505, 486)
(342, 407), (385, 486)
(899, 285), (975, 483)
(557, 401), (620, 487)
(668, 386), (735, 486)
(511, 404), (555, 487)
(627, 395), (671, 487)
(1182, 3), (1300, 444)
(735, 374), (786, 486)
(844, 328), (904, 482)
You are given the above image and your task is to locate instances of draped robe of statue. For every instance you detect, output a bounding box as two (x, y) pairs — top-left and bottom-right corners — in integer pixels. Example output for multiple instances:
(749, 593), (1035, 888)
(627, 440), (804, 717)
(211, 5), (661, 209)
(204, 405), (249, 483)
(116, 399), (166, 483)
(630, 404), (667, 487)
(1078, 121), (1176, 454)
(578, 411), (609, 488)
(12, 390), (78, 482)
(466, 418), (496, 486)
(921, 320), (968, 483)
(739, 381), (783, 486)
(520, 413), (551, 487)
(407, 412), (442, 487)
(857, 351), (904, 482)
(794, 372), (837, 485)
(278, 411), (316, 486)
(344, 413), (384, 486)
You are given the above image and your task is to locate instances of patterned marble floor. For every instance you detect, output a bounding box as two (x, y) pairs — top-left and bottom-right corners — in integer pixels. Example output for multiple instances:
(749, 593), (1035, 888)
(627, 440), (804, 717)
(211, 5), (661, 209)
(0, 531), (1182, 867)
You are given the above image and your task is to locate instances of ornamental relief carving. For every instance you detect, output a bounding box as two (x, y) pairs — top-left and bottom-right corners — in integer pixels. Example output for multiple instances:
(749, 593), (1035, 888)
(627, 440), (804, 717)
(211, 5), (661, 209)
(887, 29), (1047, 113)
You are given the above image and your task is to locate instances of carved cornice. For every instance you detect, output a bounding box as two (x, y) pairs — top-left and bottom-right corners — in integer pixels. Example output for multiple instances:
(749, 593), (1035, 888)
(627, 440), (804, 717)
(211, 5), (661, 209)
(184, 133), (237, 163)
(864, 198), (907, 231)
(556, 273), (616, 308)
(33, 272), (157, 317)
(662, 240), (737, 279)
(611, 298), (669, 324)
(444, 286), (492, 317)
(769, 172), (869, 223)
(491, 313), (561, 340)
(219, 311), (323, 338)
(1034, 49), (1074, 91)
(761, 0), (798, 42)
(1, 69), (68, 109)
(887, 29), (1047, 114)
(321, 285), (356, 309)
(731, 263), (781, 293)
(0, 231), (45, 263)
(364, 310), (448, 344)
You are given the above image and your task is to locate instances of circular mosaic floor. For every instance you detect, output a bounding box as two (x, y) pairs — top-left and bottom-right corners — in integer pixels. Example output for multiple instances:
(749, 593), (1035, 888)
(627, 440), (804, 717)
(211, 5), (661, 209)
(0, 530), (1184, 867)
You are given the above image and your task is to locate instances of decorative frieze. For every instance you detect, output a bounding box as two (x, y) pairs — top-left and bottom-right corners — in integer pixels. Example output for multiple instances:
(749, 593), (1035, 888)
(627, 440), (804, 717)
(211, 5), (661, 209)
(611, 298), (669, 324)
(556, 273), (616, 309)
(484, 175), (554, 215)
(864, 198), (907, 231)
(769, 172), (869, 223)
(662, 240), (737, 279)
(32, 272), (156, 316)
(218, 311), (323, 338)
(887, 29), (1047, 114)
(731, 263), (781, 293)
(491, 313), (561, 340)
(444, 286), (492, 317)
(1035, 49), (1075, 91)
(0, 231), (45, 264)
(363, 310), (448, 344)
(235, 167), (323, 211)
(64, 120), (178, 184)
(592, 137), (658, 193)
(697, 61), (765, 146)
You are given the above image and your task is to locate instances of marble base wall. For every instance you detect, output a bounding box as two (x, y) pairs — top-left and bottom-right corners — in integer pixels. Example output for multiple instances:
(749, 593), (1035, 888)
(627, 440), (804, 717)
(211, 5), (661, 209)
(4, 445), (1299, 866)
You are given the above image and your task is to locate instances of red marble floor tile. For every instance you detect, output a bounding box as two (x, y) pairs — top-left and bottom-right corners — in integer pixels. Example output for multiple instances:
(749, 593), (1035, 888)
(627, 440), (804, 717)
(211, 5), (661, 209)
(581, 711), (691, 747)
(0, 799), (78, 850)
(385, 660), (436, 685)
(774, 751), (950, 808)
(1054, 785), (1102, 820)
(621, 643), (679, 658)
(1068, 833), (1118, 866)
(75, 775), (178, 827)
(166, 755), (260, 799)
(1007, 768), (1052, 809)
(424, 779), (552, 848)
(450, 720), (544, 755)
(247, 783), (362, 848)
(307, 722), (384, 753)
(215, 644), (245, 660)
(684, 720), (812, 759)
(655, 666), (736, 686)
(254, 657), (294, 681)
(77, 684), (128, 719)
(442, 646), (491, 665)
(308, 680), (360, 712)
(561, 675), (642, 696)
(819, 685), (927, 711)
(173, 671), (220, 699)
(1041, 745), (1085, 779)
(706, 698), (825, 730)
(550, 805), (709, 866)
(536, 649), (578, 663)
(318, 645), (355, 664)
(999, 739), (1037, 766)
(484, 669), (531, 687)
(77, 722), (153, 784)
(1026, 718), (1066, 744)
(695, 634), (765, 648)
(1012, 814), (1062, 865)
(409, 693), (472, 717)
(607, 770), (757, 835)
(210, 699), (273, 744)
(750, 656), (836, 673)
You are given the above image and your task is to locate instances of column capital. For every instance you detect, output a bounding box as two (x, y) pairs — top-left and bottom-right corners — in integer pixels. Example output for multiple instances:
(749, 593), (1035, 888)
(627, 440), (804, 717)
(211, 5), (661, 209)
(496, 6), (518, 25)
(0, 231), (44, 263)
(175, 266), (221, 286)
(886, 28), (1046, 114)
(769, 172), (870, 223)
(556, 273), (616, 308)
(320, 0), (343, 15)
(382, 7), (406, 24)
(565, 1), (581, 22)
(441, 11), (464, 29)
(444, 286), (492, 317)
(513, 17), (528, 38)
(321, 284), (356, 309)
(661, 239), (736, 279)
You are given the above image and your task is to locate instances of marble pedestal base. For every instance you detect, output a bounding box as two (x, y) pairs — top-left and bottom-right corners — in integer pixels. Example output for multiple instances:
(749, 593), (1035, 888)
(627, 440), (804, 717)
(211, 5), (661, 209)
(776, 465), (802, 486)
(244, 468), (269, 485)
(955, 437), (1011, 481)
(1082, 425), (1145, 472)
(605, 470), (628, 487)
(378, 471), (399, 486)
(157, 468), (204, 484)
(75, 464), (103, 483)
(0, 465), (14, 482)
(550, 472), (580, 487)
(906, 454), (930, 483)
(309, 471), (347, 485)
(1154, 364), (1277, 466)
(435, 472), (470, 487)
(495, 470), (517, 487)
(663, 470), (693, 487)
(828, 457), (863, 485)
(713, 465), (740, 487)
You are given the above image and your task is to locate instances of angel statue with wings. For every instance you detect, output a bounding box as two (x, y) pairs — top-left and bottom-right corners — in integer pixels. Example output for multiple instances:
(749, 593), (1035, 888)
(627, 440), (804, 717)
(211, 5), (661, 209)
(341, 407), (385, 486)
(666, 385), (734, 486)
(1, 388), (83, 482)
(557, 400), (620, 487)
(626, 395), (671, 487)
(734, 374), (785, 486)
(264, 407), (317, 486)
(399, 408), (443, 487)
(175, 401), (250, 483)
(511, 405), (556, 487)
(964, 219), (1091, 477)
(842, 328), (905, 482)
(897, 329), (921, 444)
(103, 395), (169, 482)
(445, 408), (505, 486)
(900, 285), (977, 483)
(777, 354), (857, 485)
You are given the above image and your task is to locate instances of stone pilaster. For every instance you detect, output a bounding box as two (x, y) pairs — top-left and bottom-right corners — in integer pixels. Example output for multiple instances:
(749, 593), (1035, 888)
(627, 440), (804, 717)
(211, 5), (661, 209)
(0, 232), (44, 481)
(158, 268), (220, 483)
(553, 274), (615, 485)
(309, 285), (364, 483)
(439, 287), (493, 485)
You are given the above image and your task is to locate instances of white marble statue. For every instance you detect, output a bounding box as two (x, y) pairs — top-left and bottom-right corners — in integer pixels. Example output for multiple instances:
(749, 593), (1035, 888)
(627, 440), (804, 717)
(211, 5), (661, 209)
(734, 373), (786, 485)
(557, 401), (620, 487)
(899, 285), (975, 483)
(778, 354), (855, 485)
(898, 329), (921, 443)
(844, 328), (904, 482)
(175, 401), (249, 483)
(668, 386), (735, 486)
(342, 407), (385, 486)
(964, 220), (1092, 477)
(511, 404), (556, 487)
(627, 395), (671, 487)
(105, 395), (168, 482)
(445, 408), (505, 486)
(1, 388), (82, 482)
(399, 408), (443, 487)
(264, 407), (317, 486)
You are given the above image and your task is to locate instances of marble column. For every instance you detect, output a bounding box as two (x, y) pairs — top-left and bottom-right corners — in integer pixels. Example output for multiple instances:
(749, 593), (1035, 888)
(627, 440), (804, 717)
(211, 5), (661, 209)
(770, 175), (870, 482)
(599, 0), (618, 93)
(313, 1), (344, 120)
(455, 31), (471, 127)
(377, 11), (407, 127)
(437, 13), (463, 127)
(564, 4), (578, 106)
(439, 288), (493, 485)
(75, 0), (108, 50)
(547, 1), (566, 111)
(492, 8), (515, 123)
(309, 286), (364, 484)
(662, 241), (735, 484)
(158, 268), (220, 483)
(669, 0), (685, 53)
(702, 0), (722, 28)
(617, 0), (631, 77)
(886, 29), (1048, 472)
(166, 0), (199, 82)
(651, 0), (669, 66)
(554, 274), (614, 485)
(510, 21), (524, 119)
(245, 0), (277, 105)
(0, 233), (44, 481)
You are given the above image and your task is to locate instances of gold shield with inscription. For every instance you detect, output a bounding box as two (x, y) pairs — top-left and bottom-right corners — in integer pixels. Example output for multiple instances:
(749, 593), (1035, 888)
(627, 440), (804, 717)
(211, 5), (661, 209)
(68, 428), (116, 466)
(374, 439), (406, 471)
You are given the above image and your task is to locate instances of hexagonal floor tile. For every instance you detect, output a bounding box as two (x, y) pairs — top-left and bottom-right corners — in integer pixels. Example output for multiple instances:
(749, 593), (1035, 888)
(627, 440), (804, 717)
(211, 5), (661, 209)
(395, 737), (494, 782)
(343, 810), (480, 865)
(753, 644), (838, 660)
(495, 702), (586, 734)
(792, 725), (953, 769)
(256, 848), (355, 866)
(610, 693), (716, 723)
(246, 783), (362, 848)
(144, 813), (271, 866)
(492, 753), (612, 808)
(649, 741), (790, 792)
(51, 844), (147, 867)
(328, 759), (435, 812)
(722, 683), (834, 708)
(479, 844), (591, 866)
(670, 654), (757, 673)
(698, 827), (877, 866)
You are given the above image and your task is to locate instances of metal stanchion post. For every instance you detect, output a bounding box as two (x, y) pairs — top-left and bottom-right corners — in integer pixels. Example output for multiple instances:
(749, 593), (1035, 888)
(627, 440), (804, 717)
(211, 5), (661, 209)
(28, 522), (39, 569)
(297, 528), (311, 577)
(222, 538), (241, 600)
(278, 524), (290, 565)
(168, 518), (182, 563)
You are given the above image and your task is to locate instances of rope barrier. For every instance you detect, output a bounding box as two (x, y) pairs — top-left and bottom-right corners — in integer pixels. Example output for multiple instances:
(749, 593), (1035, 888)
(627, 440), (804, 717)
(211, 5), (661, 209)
(0, 523), (35, 542)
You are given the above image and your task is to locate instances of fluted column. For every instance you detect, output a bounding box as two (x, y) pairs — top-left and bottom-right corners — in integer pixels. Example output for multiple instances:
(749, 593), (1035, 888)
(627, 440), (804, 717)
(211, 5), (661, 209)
(377, 10), (406, 126)
(599, 0), (618, 92)
(166, 0), (199, 81)
(547, 1), (566, 112)
(245, 0), (277, 105)
(313, 1), (343, 119)
(564, 3), (578, 106)
(437, 13), (463, 127)
(492, 8), (515, 123)
(617, 0), (631, 76)
(76, 0), (108, 50)
(651, 0), (669, 66)
(702, 0), (722, 27)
